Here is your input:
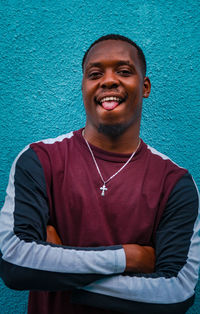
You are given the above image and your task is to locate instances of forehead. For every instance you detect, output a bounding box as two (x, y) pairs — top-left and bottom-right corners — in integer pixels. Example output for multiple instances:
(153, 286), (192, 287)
(84, 40), (140, 68)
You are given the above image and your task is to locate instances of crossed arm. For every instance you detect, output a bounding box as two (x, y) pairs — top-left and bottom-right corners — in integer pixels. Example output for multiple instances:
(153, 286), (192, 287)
(46, 225), (156, 273)
(0, 147), (199, 313)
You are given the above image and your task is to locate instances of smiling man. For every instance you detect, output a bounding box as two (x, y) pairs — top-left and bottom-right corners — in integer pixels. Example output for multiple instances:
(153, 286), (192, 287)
(0, 34), (199, 314)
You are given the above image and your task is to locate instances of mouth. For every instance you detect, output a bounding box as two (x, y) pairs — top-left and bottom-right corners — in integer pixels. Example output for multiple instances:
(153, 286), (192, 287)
(96, 96), (125, 111)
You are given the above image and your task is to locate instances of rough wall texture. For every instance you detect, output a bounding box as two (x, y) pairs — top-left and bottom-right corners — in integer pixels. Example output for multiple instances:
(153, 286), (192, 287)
(0, 0), (199, 313)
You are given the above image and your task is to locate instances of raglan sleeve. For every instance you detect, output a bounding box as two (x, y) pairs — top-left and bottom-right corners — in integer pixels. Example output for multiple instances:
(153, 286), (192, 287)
(72, 173), (200, 313)
(0, 146), (126, 291)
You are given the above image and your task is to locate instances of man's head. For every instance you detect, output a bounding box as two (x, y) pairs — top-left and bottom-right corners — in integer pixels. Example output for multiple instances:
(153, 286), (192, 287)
(82, 34), (151, 138)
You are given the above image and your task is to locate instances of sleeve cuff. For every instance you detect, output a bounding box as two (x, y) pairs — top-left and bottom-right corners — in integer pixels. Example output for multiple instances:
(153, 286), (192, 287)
(114, 248), (126, 273)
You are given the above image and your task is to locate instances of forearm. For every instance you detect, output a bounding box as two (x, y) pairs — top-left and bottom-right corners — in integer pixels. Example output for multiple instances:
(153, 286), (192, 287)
(0, 212), (125, 290)
(0, 252), (107, 291)
(47, 226), (156, 274)
(0, 240), (125, 291)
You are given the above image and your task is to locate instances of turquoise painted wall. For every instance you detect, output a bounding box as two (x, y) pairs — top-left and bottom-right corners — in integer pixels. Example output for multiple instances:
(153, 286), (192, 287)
(0, 0), (199, 313)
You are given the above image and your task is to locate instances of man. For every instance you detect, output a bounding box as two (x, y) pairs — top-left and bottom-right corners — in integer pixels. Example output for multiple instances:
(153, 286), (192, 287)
(0, 34), (199, 314)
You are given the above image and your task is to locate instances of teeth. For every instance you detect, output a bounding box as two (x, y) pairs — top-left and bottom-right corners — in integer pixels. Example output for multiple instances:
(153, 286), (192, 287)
(100, 96), (120, 103)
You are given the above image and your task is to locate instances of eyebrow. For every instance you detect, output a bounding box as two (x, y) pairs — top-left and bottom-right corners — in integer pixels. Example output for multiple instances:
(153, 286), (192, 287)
(116, 61), (132, 66)
(85, 62), (103, 71)
(85, 60), (135, 71)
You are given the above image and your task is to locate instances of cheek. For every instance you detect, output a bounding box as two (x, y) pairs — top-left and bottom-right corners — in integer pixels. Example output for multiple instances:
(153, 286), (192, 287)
(82, 84), (95, 101)
(128, 85), (143, 101)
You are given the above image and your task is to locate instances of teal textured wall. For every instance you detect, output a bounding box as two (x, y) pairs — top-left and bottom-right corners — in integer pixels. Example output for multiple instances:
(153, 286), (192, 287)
(0, 0), (199, 313)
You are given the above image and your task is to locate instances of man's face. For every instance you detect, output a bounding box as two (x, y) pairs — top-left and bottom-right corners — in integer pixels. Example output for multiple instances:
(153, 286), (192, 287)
(82, 40), (150, 136)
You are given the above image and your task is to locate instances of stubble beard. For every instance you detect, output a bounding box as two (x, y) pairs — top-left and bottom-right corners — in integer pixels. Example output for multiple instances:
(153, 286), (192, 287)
(97, 123), (129, 138)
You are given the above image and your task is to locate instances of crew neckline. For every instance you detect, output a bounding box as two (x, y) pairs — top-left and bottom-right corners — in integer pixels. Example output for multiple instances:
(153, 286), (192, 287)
(75, 128), (145, 163)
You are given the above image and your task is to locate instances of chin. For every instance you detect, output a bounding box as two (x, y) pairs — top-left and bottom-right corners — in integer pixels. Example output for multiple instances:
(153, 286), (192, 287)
(98, 123), (128, 138)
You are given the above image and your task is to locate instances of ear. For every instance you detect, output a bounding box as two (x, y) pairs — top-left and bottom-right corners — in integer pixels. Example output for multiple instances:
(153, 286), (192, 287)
(143, 76), (151, 98)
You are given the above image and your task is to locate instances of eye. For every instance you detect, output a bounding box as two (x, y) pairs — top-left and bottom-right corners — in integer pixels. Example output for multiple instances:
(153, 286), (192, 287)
(117, 69), (132, 76)
(88, 71), (103, 80)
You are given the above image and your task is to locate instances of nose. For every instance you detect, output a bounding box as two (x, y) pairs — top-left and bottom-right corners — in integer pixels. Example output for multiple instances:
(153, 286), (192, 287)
(100, 70), (119, 89)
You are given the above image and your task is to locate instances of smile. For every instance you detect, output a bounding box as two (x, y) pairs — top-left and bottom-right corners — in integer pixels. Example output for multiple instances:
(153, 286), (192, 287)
(99, 96), (121, 104)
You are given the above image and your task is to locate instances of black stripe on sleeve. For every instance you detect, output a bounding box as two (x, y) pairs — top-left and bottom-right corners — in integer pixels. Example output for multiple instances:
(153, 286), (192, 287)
(14, 147), (49, 241)
(154, 172), (199, 277)
(71, 289), (195, 314)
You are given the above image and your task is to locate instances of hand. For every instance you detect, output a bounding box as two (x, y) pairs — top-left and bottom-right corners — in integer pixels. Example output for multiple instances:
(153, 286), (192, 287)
(123, 244), (155, 273)
(46, 225), (62, 245)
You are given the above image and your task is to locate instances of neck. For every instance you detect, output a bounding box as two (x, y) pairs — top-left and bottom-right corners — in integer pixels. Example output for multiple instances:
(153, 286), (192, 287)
(83, 123), (140, 154)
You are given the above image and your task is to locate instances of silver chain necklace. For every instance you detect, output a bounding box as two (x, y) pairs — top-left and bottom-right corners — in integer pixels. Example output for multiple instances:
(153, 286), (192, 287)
(82, 130), (140, 196)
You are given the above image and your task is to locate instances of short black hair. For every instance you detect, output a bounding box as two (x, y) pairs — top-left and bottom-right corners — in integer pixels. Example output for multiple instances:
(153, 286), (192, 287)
(82, 34), (147, 76)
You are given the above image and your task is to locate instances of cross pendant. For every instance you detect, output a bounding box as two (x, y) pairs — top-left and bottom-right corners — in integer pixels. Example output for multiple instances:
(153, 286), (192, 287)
(100, 184), (107, 196)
